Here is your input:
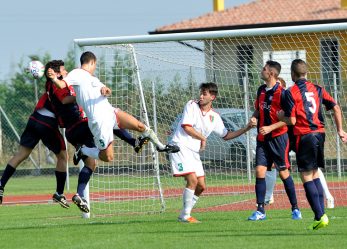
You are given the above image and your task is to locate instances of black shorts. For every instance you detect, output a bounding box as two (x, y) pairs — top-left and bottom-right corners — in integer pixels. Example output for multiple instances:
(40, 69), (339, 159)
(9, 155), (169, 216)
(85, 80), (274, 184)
(20, 111), (66, 154)
(66, 120), (95, 148)
(256, 133), (290, 171)
(296, 132), (325, 172)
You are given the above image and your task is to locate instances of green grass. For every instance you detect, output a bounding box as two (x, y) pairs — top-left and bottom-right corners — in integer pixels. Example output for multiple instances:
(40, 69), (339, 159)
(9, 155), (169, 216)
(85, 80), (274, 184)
(0, 204), (346, 249)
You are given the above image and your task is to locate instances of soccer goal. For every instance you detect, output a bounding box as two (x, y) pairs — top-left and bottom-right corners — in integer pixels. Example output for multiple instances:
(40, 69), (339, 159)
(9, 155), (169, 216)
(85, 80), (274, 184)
(74, 22), (347, 216)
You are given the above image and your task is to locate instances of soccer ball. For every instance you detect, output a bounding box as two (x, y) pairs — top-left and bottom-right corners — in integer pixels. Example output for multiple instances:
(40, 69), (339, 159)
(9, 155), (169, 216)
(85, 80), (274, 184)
(27, 60), (45, 79)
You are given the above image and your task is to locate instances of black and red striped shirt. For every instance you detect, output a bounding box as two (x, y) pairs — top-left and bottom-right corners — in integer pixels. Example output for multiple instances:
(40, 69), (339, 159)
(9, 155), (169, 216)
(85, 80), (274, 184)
(254, 82), (287, 141)
(283, 79), (336, 136)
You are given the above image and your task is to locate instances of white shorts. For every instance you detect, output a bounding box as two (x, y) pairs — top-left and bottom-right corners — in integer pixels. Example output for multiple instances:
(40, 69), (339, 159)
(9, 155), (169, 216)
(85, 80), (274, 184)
(89, 108), (120, 150)
(169, 144), (204, 177)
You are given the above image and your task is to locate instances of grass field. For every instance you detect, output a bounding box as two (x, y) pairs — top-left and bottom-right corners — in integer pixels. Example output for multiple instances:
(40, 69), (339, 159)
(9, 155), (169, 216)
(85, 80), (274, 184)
(1, 175), (347, 248)
(1, 204), (346, 249)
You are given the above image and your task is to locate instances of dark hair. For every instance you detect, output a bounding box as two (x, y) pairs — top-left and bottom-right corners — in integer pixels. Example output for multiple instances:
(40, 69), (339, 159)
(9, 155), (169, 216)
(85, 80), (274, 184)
(80, 51), (97, 65)
(199, 82), (218, 96)
(45, 60), (64, 80)
(266, 60), (281, 77)
(291, 59), (307, 78)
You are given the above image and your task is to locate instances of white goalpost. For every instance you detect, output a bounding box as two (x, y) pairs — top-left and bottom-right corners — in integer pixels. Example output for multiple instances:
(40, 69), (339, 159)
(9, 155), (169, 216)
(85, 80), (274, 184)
(74, 22), (347, 217)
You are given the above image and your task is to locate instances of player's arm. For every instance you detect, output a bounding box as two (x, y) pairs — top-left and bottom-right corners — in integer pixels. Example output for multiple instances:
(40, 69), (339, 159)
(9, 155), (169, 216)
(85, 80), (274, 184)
(223, 117), (256, 141)
(61, 96), (76, 104)
(47, 68), (66, 89)
(331, 104), (347, 142)
(259, 121), (286, 135)
(182, 125), (207, 151)
(278, 89), (296, 125)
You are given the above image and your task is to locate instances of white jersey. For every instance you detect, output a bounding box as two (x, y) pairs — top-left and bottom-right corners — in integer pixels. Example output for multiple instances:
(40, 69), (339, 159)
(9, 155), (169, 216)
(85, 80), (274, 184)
(64, 68), (114, 122)
(171, 100), (228, 152)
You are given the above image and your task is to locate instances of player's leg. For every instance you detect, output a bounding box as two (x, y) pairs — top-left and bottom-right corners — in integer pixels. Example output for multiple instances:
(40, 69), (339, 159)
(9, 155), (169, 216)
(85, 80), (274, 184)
(113, 129), (149, 153)
(265, 167), (276, 205)
(178, 173), (199, 222)
(299, 134), (327, 230)
(248, 142), (267, 221)
(115, 110), (179, 153)
(317, 167), (334, 209)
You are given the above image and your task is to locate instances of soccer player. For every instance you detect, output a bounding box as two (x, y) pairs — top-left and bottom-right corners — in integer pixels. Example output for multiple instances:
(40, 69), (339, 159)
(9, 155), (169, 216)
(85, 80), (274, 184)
(278, 59), (347, 230)
(45, 60), (149, 213)
(0, 82), (69, 208)
(170, 82), (256, 223)
(47, 51), (178, 164)
(248, 61), (302, 221)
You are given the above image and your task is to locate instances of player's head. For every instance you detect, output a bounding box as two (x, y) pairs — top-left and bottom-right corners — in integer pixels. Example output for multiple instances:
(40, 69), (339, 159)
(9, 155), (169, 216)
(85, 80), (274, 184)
(45, 60), (67, 80)
(277, 77), (286, 88)
(80, 51), (97, 73)
(291, 59), (307, 82)
(261, 60), (281, 82)
(199, 82), (218, 106)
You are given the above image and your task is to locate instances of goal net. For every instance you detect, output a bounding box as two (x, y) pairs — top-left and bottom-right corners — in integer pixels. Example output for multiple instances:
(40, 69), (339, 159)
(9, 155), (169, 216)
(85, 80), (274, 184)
(75, 23), (347, 216)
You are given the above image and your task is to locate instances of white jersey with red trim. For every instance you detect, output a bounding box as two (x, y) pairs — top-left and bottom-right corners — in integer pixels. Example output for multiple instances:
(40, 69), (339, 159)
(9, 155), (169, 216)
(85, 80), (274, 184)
(64, 68), (114, 123)
(171, 100), (227, 152)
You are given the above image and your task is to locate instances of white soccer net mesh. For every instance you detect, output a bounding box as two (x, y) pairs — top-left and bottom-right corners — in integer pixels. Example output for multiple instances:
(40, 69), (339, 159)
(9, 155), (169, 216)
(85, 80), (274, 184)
(79, 26), (347, 216)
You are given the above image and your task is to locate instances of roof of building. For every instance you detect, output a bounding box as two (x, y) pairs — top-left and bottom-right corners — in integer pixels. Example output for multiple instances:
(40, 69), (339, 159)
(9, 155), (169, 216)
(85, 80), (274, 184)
(151, 0), (347, 34)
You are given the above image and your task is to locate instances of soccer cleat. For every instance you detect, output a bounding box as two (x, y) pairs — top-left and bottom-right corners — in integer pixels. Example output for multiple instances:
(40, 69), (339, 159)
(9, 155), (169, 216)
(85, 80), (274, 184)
(308, 214), (329, 230)
(326, 197), (335, 209)
(0, 186), (4, 204)
(52, 193), (70, 209)
(248, 211), (266, 221)
(134, 136), (150, 153)
(73, 144), (86, 165)
(264, 195), (274, 205)
(291, 209), (302, 220)
(72, 194), (89, 213)
(157, 144), (180, 154)
(178, 216), (201, 223)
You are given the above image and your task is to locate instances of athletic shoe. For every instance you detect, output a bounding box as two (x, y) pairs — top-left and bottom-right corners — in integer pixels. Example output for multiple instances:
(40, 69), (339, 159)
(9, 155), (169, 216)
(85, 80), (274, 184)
(326, 197), (335, 209)
(265, 195), (274, 205)
(291, 209), (302, 220)
(157, 144), (180, 153)
(308, 214), (329, 230)
(72, 194), (89, 213)
(73, 144), (86, 165)
(134, 136), (150, 153)
(248, 211), (266, 221)
(178, 216), (201, 223)
(0, 186), (4, 204)
(52, 193), (70, 209)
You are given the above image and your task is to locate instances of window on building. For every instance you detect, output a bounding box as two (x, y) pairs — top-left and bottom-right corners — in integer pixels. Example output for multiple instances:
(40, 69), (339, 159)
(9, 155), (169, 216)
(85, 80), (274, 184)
(321, 39), (340, 88)
(237, 45), (253, 85)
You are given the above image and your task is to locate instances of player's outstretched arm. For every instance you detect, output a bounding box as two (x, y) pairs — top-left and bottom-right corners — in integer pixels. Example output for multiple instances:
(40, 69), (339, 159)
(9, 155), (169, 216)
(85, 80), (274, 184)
(259, 121), (286, 136)
(223, 118), (255, 141)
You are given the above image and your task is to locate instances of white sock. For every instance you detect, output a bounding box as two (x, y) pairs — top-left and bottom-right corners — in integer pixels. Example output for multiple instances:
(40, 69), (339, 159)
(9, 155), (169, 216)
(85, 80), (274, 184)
(179, 188), (195, 219)
(265, 169), (277, 202)
(318, 168), (333, 199)
(141, 127), (165, 150)
(192, 195), (199, 209)
(81, 146), (100, 160)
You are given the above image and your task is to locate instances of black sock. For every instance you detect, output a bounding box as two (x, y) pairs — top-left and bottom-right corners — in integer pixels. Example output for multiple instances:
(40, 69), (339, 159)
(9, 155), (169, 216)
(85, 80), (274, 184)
(0, 164), (16, 188)
(313, 178), (325, 213)
(255, 177), (266, 213)
(77, 166), (93, 197)
(113, 129), (136, 147)
(55, 171), (67, 195)
(282, 175), (298, 211)
(304, 181), (323, 220)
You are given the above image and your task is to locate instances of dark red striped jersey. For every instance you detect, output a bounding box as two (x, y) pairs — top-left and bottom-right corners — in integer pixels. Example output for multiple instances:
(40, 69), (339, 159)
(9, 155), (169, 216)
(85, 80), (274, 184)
(35, 92), (54, 112)
(254, 82), (287, 141)
(46, 80), (85, 128)
(283, 79), (336, 136)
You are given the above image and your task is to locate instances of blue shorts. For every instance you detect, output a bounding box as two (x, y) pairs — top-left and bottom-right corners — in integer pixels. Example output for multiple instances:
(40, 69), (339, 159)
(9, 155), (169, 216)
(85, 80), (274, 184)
(66, 120), (95, 148)
(256, 133), (290, 171)
(296, 132), (325, 172)
(20, 111), (65, 154)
